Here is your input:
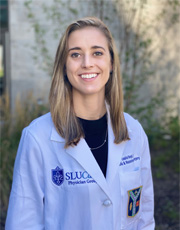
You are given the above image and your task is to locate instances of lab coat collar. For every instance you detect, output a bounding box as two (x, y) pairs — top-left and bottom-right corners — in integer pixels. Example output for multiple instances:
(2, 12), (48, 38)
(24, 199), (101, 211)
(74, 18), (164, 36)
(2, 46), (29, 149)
(50, 126), (65, 142)
(65, 138), (111, 199)
(105, 106), (130, 186)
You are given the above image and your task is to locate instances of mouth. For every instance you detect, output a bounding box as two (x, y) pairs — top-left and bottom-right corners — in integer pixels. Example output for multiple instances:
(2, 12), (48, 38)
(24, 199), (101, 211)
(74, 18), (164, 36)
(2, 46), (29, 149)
(80, 73), (98, 79)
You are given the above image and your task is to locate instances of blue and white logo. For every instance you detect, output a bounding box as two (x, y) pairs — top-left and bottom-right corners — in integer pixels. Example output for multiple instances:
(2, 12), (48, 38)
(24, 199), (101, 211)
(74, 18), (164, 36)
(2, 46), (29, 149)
(52, 166), (64, 186)
(51, 167), (96, 186)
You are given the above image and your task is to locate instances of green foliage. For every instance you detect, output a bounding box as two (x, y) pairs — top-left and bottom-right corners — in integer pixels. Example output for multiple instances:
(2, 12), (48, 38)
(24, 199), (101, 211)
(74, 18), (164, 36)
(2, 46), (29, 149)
(163, 200), (179, 221)
(68, 7), (78, 15)
(148, 114), (179, 186)
(0, 68), (3, 78)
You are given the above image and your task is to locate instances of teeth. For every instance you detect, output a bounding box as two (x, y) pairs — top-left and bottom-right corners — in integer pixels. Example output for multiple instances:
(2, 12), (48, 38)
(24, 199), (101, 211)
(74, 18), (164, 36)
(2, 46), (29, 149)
(81, 74), (97, 79)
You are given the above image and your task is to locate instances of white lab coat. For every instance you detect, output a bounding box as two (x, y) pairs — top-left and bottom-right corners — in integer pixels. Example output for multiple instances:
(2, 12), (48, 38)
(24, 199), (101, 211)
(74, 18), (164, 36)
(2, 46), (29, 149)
(5, 110), (155, 230)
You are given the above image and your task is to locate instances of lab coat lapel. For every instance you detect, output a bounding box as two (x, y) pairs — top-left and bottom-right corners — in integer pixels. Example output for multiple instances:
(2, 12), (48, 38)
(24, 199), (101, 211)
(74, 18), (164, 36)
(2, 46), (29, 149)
(106, 109), (128, 186)
(65, 139), (111, 198)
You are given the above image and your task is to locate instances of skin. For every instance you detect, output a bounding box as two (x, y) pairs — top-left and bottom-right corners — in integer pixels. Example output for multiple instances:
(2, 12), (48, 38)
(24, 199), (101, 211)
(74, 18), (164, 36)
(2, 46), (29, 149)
(66, 26), (112, 120)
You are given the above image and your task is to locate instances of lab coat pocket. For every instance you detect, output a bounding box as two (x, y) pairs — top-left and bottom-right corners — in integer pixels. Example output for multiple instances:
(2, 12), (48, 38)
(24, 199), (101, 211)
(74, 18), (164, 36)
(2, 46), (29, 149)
(120, 170), (142, 230)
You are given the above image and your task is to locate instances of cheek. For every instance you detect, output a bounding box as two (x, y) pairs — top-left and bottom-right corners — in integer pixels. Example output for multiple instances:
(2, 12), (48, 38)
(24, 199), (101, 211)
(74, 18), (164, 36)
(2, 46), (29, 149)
(65, 66), (75, 82)
(100, 57), (112, 71)
(66, 59), (79, 75)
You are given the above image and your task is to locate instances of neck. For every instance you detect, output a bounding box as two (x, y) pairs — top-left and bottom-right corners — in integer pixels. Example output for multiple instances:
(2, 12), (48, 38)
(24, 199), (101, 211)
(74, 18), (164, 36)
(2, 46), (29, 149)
(73, 92), (106, 120)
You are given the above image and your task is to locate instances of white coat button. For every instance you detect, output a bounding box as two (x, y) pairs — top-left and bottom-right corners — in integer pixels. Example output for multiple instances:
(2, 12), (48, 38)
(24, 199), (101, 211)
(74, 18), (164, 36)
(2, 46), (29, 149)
(103, 199), (111, 206)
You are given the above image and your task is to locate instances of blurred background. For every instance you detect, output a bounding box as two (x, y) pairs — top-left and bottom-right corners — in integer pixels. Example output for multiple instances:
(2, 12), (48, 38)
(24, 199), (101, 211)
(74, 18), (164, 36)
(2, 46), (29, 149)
(0, 0), (179, 229)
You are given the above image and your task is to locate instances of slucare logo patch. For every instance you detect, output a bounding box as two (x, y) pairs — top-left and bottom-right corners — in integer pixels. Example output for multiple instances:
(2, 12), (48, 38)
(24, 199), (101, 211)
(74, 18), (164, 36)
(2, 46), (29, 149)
(51, 166), (96, 186)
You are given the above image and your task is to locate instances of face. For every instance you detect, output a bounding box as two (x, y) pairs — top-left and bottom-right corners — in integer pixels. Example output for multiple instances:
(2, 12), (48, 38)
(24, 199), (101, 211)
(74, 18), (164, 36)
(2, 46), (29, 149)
(66, 26), (112, 100)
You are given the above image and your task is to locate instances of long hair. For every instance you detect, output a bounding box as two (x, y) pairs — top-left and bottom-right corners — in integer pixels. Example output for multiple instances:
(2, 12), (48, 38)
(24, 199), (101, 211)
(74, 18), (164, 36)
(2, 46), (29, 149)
(49, 17), (129, 148)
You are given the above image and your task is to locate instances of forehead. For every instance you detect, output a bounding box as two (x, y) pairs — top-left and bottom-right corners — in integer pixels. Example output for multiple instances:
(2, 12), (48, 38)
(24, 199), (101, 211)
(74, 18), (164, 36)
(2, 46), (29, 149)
(68, 26), (109, 49)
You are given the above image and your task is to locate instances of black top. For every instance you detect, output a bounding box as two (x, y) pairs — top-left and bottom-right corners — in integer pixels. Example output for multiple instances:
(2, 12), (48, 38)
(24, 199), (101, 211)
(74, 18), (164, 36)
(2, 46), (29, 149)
(78, 113), (108, 178)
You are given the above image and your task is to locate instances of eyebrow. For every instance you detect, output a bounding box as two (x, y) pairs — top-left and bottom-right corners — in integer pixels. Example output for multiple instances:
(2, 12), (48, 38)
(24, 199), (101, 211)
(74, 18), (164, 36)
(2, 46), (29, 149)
(92, 46), (106, 51)
(68, 47), (81, 52)
(68, 45), (106, 52)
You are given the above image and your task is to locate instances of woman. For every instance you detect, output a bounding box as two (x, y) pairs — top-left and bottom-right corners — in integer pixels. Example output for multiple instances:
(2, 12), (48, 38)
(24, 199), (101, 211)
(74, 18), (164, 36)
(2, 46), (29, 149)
(6, 17), (155, 230)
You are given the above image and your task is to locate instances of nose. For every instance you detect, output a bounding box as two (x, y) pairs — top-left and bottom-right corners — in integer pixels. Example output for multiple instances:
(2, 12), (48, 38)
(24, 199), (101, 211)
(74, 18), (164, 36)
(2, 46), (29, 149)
(81, 54), (93, 68)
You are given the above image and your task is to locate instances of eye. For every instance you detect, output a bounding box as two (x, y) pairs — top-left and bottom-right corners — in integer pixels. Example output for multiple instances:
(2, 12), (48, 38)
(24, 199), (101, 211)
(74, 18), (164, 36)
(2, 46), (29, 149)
(94, 51), (103, 56)
(71, 53), (80, 58)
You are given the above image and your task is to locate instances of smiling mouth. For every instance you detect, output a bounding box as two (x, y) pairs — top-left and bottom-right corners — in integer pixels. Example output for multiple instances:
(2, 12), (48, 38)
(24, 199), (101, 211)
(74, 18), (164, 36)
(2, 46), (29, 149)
(80, 73), (98, 79)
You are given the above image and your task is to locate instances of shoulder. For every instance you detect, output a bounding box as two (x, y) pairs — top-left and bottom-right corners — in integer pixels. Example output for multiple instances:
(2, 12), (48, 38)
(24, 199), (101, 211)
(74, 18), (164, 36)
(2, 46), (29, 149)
(28, 112), (52, 127)
(124, 112), (142, 129)
(23, 112), (54, 140)
(124, 112), (146, 139)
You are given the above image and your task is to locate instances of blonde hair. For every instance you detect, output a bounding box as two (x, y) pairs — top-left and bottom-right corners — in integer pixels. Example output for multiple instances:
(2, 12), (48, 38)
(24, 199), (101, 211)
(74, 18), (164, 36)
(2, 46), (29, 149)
(49, 17), (129, 148)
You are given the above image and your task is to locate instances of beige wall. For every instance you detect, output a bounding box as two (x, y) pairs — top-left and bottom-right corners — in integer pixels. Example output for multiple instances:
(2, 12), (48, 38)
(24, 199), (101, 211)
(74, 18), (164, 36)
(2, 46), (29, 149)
(9, 0), (179, 115)
(114, 0), (179, 115)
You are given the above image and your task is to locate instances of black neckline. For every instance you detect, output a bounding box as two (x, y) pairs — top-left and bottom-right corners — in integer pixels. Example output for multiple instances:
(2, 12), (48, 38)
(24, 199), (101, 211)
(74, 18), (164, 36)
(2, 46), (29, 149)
(78, 113), (108, 178)
(78, 113), (107, 135)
